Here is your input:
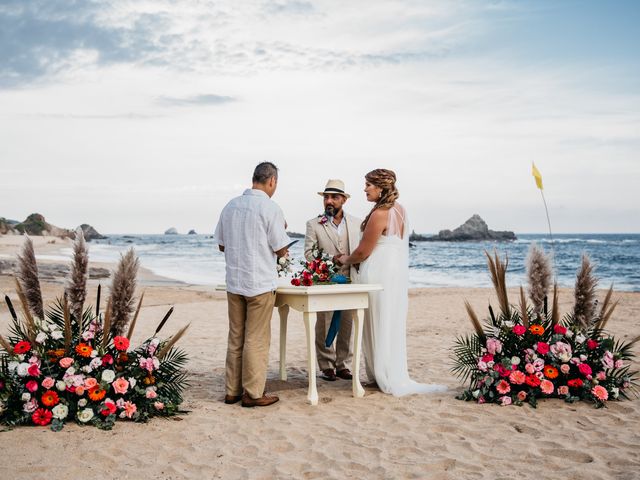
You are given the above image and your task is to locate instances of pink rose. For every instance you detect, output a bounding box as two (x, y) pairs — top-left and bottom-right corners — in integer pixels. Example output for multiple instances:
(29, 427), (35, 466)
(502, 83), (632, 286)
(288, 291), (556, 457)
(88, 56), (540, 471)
(76, 386), (85, 396)
(615, 360), (624, 369)
(558, 385), (569, 396)
(509, 370), (526, 385)
(553, 324), (567, 335)
(486, 338), (503, 355)
(41, 377), (55, 389)
(560, 364), (570, 374)
(540, 379), (554, 395)
(596, 371), (606, 381)
(112, 377), (129, 395)
(123, 401), (137, 418)
(517, 391), (528, 401)
(145, 388), (158, 399)
(536, 342), (550, 355)
(578, 363), (592, 377)
(26, 380), (39, 392)
(525, 363), (536, 374)
(154, 401), (165, 411)
(512, 325), (526, 336)
(500, 396), (512, 406)
(477, 396), (486, 404)
(84, 378), (98, 389)
(59, 357), (74, 368)
(27, 364), (41, 377)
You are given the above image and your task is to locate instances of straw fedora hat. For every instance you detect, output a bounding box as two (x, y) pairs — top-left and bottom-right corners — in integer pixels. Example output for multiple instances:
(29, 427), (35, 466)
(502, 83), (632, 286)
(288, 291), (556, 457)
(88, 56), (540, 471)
(317, 179), (350, 198)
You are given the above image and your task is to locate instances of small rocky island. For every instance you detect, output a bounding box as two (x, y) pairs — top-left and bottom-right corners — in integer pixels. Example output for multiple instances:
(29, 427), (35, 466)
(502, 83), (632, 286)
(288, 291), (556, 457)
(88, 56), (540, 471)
(164, 227), (178, 235)
(424, 214), (516, 242)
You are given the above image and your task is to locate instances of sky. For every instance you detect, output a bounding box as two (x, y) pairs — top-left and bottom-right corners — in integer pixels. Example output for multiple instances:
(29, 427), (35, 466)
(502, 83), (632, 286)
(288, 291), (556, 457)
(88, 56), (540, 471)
(1, 0), (639, 235)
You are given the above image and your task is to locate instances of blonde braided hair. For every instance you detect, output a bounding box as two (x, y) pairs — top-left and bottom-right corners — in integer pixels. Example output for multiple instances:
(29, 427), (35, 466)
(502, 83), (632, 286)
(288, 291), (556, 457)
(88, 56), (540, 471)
(361, 169), (399, 231)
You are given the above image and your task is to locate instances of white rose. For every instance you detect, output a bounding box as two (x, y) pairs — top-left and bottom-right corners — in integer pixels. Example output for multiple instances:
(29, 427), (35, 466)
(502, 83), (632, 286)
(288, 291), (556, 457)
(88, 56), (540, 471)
(56, 380), (67, 391)
(102, 370), (116, 384)
(128, 377), (137, 388)
(575, 334), (586, 344)
(16, 363), (30, 377)
(78, 399), (88, 407)
(90, 358), (102, 370)
(82, 365), (92, 373)
(51, 330), (63, 340)
(35, 332), (47, 344)
(77, 408), (94, 423)
(611, 387), (620, 399)
(90, 349), (98, 358)
(511, 356), (521, 365)
(51, 404), (69, 420)
(66, 367), (76, 376)
(21, 392), (31, 402)
(8, 361), (18, 372)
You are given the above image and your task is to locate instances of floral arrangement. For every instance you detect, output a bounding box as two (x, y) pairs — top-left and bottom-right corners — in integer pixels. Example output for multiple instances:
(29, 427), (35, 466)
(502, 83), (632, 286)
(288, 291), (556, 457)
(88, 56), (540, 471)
(452, 245), (638, 408)
(0, 233), (189, 430)
(290, 244), (344, 286)
(277, 255), (293, 277)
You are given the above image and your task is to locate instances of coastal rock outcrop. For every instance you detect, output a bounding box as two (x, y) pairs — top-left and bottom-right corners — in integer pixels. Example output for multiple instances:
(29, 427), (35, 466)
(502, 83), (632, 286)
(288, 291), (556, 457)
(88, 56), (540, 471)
(188, 229), (197, 235)
(0, 218), (18, 235)
(79, 224), (107, 241)
(165, 227), (178, 235)
(425, 214), (516, 242)
(14, 213), (74, 238)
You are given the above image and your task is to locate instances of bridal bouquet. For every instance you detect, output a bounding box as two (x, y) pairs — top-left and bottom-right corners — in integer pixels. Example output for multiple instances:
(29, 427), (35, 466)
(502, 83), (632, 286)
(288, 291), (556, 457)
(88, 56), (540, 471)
(290, 244), (342, 286)
(0, 233), (189, 431)
(452, 245), (638, 408)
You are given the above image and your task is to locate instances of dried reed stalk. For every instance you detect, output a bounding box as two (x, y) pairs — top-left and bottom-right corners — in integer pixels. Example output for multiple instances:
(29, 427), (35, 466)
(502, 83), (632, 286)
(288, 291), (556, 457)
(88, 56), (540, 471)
(63, 295), (72, 352)
(464, 300), (485, 340)
(154, 307), (174, 335)
(551, 283), (560, 326)
(519, 286), (530, 328)
(16, 237), (44, 319)
(157, 323), (190, 360)
(526, 243), (553, 315)
(109, 249), (139, 336)
(65, 229), (89, 321)
(126, 291), (145, 341)
(485, 250), (510, 317)
(573, 254), (598, 330)
(15, 279), (36, 343)
(0, 333), (12, 353)
(101, 298), (113, 348)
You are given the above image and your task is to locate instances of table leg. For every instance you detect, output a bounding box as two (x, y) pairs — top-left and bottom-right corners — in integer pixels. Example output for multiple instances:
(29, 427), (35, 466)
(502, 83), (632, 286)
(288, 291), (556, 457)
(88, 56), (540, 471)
(278, 305), (289, 381)
(352, 308), (365, 398)
(303, 311), (319, 406)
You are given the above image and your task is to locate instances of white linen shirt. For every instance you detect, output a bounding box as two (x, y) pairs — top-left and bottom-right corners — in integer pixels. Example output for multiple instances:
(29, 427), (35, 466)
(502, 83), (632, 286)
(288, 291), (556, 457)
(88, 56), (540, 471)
(214, 188), (290, 297)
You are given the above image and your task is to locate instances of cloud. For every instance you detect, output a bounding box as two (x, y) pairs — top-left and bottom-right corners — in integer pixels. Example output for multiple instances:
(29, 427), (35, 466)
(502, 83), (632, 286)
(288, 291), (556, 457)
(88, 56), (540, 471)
(156, 94), (237, 107)
(262, 1), (315, 16)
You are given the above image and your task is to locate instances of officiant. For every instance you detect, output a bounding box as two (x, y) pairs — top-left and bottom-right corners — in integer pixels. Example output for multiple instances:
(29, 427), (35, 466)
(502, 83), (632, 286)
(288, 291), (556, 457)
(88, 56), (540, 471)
(304, 179), (362, 381)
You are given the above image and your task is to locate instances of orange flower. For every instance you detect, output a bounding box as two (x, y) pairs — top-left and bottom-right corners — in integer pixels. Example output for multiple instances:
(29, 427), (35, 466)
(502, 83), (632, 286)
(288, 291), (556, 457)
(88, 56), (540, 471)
(75, 343), (93, 357)
(529, 324), (545, 336)
(113, 336), (130, 352)
(544, 365), (559, 379)
(41, 390), (59, 407)
(143, 375), (156, 386)
(88, 386), (107, 401)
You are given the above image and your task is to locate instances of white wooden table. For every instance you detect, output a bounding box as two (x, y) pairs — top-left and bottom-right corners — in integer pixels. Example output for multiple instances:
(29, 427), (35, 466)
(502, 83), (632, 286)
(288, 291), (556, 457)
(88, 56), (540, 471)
(275, 283), (383, 406)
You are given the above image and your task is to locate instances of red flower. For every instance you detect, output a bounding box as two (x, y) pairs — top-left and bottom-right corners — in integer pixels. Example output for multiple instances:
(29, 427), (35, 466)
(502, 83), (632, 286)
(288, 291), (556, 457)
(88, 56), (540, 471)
(75, 343), (93, 357)
(567, 378), (583, 388)
(536, 342), (550, 355)
(100, 399), (117, 416)
(26, 380), (39, 392)
(553, 325), (567, 335)
(31, 408), (53, 426)
(41, 390), (59, 407)
(13, 340), (32, 354)
(28, 364), (41, 377)
(481, 354), (494, 363)
(494, 363), (511, 377)
(525, 375), (541, 387)
(302, 276), (313, 287)
(512, 325), (526, 336)
(102, 354), (114, 366)
(578, 363), (593, 377)
(113, 336), (130, 352)
(290, 278), (301, 286)
(587, 339), (599, 350)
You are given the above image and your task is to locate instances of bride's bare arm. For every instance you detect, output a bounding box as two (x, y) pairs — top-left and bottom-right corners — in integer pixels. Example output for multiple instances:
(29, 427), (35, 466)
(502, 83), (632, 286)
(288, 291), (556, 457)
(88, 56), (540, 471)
(337, 209), (388, 265)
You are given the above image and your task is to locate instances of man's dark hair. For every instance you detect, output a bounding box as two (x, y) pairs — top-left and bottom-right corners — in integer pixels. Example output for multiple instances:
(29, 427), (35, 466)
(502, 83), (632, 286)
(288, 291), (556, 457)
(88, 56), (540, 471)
(252, 162), (278, 184)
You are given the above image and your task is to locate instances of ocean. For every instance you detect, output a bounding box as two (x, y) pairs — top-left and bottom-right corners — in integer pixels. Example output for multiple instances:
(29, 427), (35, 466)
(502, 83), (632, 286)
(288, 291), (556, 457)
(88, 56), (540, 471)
(47, 233), (640, 292)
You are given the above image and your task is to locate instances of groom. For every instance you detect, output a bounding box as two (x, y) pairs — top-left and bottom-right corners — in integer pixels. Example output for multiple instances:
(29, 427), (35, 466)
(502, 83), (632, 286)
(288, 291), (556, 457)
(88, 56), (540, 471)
(304, 179), (361, 381)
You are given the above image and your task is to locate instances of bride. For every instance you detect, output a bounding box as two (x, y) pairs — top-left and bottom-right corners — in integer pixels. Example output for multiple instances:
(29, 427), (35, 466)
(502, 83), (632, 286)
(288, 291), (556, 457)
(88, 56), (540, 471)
(336, 169), (446, 396)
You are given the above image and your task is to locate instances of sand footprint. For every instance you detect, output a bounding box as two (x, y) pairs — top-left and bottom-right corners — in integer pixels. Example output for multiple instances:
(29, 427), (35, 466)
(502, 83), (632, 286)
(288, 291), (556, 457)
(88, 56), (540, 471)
(539, 447), (594, 464)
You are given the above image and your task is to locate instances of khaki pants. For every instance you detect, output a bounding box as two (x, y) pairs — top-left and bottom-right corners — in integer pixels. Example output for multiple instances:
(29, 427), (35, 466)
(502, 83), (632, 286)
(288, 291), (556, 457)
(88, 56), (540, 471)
(315, 309), (354, 372)
(225, 290), (276, 399)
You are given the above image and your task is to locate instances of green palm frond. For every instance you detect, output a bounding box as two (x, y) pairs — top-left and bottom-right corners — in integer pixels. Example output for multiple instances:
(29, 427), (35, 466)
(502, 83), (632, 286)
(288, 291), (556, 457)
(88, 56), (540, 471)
(451, 334), (482, 385)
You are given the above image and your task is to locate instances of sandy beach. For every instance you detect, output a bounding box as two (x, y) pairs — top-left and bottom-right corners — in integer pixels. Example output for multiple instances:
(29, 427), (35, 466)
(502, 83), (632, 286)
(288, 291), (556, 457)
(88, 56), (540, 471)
(1, 236), (639, 480)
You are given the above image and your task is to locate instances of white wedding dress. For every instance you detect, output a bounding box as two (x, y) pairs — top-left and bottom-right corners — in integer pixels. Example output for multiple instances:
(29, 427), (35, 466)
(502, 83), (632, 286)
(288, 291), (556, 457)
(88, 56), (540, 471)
(360, 204), (447, 396)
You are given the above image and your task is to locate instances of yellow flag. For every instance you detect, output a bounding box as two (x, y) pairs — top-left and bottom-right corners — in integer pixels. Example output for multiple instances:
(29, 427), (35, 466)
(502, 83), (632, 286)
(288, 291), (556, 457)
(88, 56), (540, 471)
(532, 162), (543, 190)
